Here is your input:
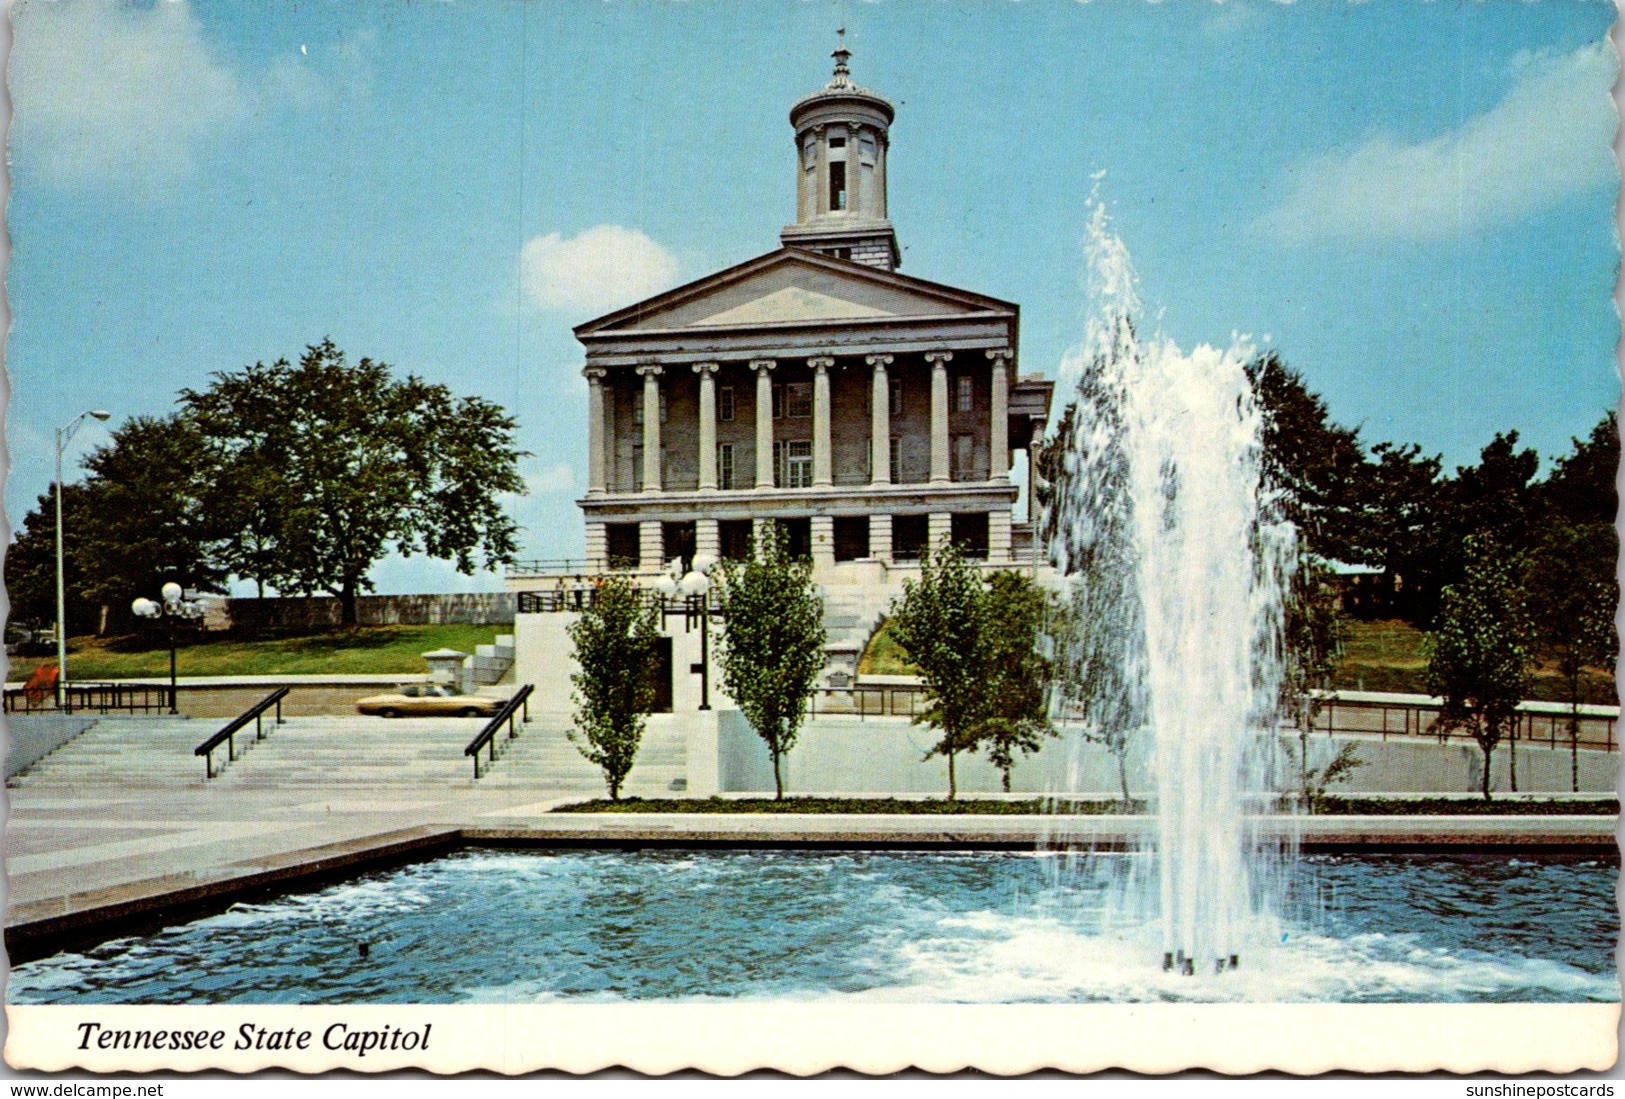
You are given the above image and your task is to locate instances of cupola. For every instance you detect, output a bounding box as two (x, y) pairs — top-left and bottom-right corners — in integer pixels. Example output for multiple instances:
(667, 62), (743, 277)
(779, 31), (901, 271)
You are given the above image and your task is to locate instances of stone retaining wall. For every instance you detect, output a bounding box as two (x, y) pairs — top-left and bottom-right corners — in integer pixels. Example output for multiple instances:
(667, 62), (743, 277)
(225, 593), (516, 630)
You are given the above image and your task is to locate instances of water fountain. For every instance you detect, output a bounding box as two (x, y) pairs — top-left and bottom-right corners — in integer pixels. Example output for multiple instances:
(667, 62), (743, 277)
(1043, 191), (1296, 976)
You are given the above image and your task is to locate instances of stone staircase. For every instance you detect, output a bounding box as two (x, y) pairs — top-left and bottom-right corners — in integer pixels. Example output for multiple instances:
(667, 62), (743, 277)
(8, 716), (214, 789)
(818, 584), (894, 680)
(474, 712), (689, 796)
(207, 716), (482, 789)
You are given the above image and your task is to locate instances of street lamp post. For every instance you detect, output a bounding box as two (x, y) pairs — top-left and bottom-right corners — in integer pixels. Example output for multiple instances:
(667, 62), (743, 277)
(132, 583), (206, 714)
(679, 554), (718, 712)
(54, 409), (111, 709)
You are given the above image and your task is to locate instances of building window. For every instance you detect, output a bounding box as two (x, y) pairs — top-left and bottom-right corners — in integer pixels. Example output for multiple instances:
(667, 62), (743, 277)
(775, 440), (813, 488)
(953, 433), (975, 479)
(955, 375), (974, 412)
(718, 443), (735, 490)
(606, 524), (640, 569)
(888, 437), (901, 483)
(829, 160), (847, 211)
(631, 390), (667, 425)
(718, 386), (735, 422)
(834, 516), (870, 562)
(892, 514), (928, 561)
(951, 512), (990, 559)
(776, 381), (811, 419)
(632, 444), (643, 490)
(890, 378), (903, 417)
(719, 519), (753, 561)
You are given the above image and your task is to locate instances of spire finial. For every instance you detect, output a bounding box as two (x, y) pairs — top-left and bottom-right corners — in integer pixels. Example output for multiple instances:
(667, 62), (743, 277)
(831, 27), (851, 82)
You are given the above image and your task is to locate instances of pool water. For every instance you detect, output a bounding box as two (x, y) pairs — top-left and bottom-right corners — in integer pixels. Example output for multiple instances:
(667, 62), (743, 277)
(8, 849), (1617, 1004)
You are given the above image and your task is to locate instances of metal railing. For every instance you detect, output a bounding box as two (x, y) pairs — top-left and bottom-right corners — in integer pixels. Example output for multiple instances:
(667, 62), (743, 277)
(465, 684), (534, 779)
(808, 684), (929, 719)
(195, 688), (290, 779)
(1308, 694), (1617, 752)
(3, 682), (168, 715)
(518, 589), (723, 616)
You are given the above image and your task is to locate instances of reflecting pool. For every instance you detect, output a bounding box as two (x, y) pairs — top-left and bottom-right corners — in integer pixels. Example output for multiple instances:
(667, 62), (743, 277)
(9, 849), (1617, 1005)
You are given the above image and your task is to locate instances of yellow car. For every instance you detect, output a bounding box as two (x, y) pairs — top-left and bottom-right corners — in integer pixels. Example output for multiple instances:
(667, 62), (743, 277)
(355, 684), (503, 719)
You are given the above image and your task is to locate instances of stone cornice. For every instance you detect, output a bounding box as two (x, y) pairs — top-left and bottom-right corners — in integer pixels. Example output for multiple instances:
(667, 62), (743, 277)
(579, 480), (1018, 520)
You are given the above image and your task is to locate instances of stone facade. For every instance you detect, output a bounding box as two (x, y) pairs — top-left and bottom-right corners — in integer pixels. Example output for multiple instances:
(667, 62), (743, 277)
(512, 44), (1053, 589)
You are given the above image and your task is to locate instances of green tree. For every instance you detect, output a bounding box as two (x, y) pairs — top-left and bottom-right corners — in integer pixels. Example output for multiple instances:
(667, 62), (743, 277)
(4, 483), (100, 639)
(715, 523), (827, 799)
(1527, 523), (1618, 791)
(888, 543), (990, 800)
(567, 575), (661, 800)
(1248, 353), (1368, 564)
(1539, 412), (1618, 528)
(75, 414), (229, 620)
(1278, 558), (1362, 810)
(1425, 536), (1534, 800)
(977, 571), (1055, 792)
(182, 340), (525, 625)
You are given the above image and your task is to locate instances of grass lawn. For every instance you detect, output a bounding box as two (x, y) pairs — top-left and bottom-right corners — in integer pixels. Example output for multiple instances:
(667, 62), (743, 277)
(5, 624), (509, 682)
(860, 616), (1616, 705)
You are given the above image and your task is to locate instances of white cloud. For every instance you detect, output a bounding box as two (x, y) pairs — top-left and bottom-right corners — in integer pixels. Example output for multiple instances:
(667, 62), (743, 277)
(1259, 42), (1617, 244)
(10, 0), (340, 195)
(519, 461), (579, 497)
(520, 225), (683, 315)
(12, 1), (247, 190)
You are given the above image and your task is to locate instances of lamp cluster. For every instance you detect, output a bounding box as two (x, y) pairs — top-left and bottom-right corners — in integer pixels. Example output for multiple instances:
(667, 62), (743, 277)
(652, 554), (719, 601)
(132, 582), (207, 623)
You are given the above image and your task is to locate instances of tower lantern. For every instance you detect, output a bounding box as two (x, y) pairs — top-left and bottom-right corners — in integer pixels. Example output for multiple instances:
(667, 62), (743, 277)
(780, 30), (901, 270)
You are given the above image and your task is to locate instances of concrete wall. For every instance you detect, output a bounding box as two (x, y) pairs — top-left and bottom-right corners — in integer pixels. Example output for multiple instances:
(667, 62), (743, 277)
(6, 714), (97, 777)
(708, 716), (1619, 797)
(227, 593), (516, 630)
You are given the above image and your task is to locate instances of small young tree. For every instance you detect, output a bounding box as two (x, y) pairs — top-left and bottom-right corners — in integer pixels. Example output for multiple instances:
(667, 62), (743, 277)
(567, 575), (661, 800)
(888, 543), (989, 801)
(1278, 558), (1362, 810)
(978, 571), (1056, 792)
(1527, 523), (1618, 791)
(1425, 535), (1534, 801)
(715, 523), (826, 799)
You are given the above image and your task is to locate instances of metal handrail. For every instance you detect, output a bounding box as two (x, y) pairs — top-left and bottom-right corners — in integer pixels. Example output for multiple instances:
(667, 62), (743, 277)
(465, 684), (534, 779)
(195, 687), (290, 779)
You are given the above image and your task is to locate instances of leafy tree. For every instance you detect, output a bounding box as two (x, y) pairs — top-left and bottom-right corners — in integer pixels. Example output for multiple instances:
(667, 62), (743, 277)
(1350, 441), (1447, 621)
(1425, 536), (1534, 800)
(715, 523), (827, 799)
(182, 340), (525, 625)
(888, 543), (992, 800)
(1248, 353), (1368, 563)
(1538, 412), (1617, 528)
(1277, 558), (1362, 810)
(4, 483), (100, 639)
(567, 574), (661, 800)
(977, 571), (1055, 792)
(75, 414), (229, 620)
(1526, 522), (1618, 791)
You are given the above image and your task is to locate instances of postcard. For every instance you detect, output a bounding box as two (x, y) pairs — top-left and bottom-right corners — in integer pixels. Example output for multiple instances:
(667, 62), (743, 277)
(3, 0), (1619, 1078)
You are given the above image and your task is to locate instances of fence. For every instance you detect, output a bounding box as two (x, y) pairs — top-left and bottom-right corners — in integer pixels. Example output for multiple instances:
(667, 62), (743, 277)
(1308, 694), (1617, 752)
(3, 682), (169, 715)
(226, 593), (516, 629)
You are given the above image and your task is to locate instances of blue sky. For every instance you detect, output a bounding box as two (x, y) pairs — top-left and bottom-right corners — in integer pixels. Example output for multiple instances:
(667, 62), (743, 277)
(6, 0), (1619, 595)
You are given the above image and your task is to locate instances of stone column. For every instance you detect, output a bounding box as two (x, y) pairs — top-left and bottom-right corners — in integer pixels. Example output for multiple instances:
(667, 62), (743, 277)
(753, 359), (776, 488)
(867, 354), (892, 485)
(585, 522), (608, 571)
(696, 518), (720, 563)
(869, 513), (893, 564)
(694, 361), (720, 490)
(810, 356), (834, 487)
(987, 348), (1011, 482)
(637, 364), (664, 493)
(639, 519), (664, 573)
(928, 512), (952, 554)
(989, 510), (1013, 565)
(811, 514), (835, 571)
(814, 125), (828, 216)
(585, 367), (608, 495)
(926, 351), (953, 483)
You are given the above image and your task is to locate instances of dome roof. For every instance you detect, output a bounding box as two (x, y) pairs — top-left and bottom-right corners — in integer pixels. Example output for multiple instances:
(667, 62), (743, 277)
(789, 32), (894, 126)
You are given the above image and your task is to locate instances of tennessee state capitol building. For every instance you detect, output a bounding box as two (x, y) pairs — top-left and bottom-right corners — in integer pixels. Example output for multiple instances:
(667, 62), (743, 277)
(512, 41), (1052, 607)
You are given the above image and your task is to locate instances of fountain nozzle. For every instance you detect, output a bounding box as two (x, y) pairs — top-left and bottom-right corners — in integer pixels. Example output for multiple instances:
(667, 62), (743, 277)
(1180, 957), (1195, 977)
(1229, 954), (1240, 970)
(1162, 952), (1174, 972)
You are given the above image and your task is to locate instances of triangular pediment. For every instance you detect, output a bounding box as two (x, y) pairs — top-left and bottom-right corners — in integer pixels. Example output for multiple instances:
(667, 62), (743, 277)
(576, 249), (1015, 337)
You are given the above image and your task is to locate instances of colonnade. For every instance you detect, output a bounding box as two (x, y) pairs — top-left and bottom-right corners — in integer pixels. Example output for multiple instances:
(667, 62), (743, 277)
(583, 348), (1013, 496)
